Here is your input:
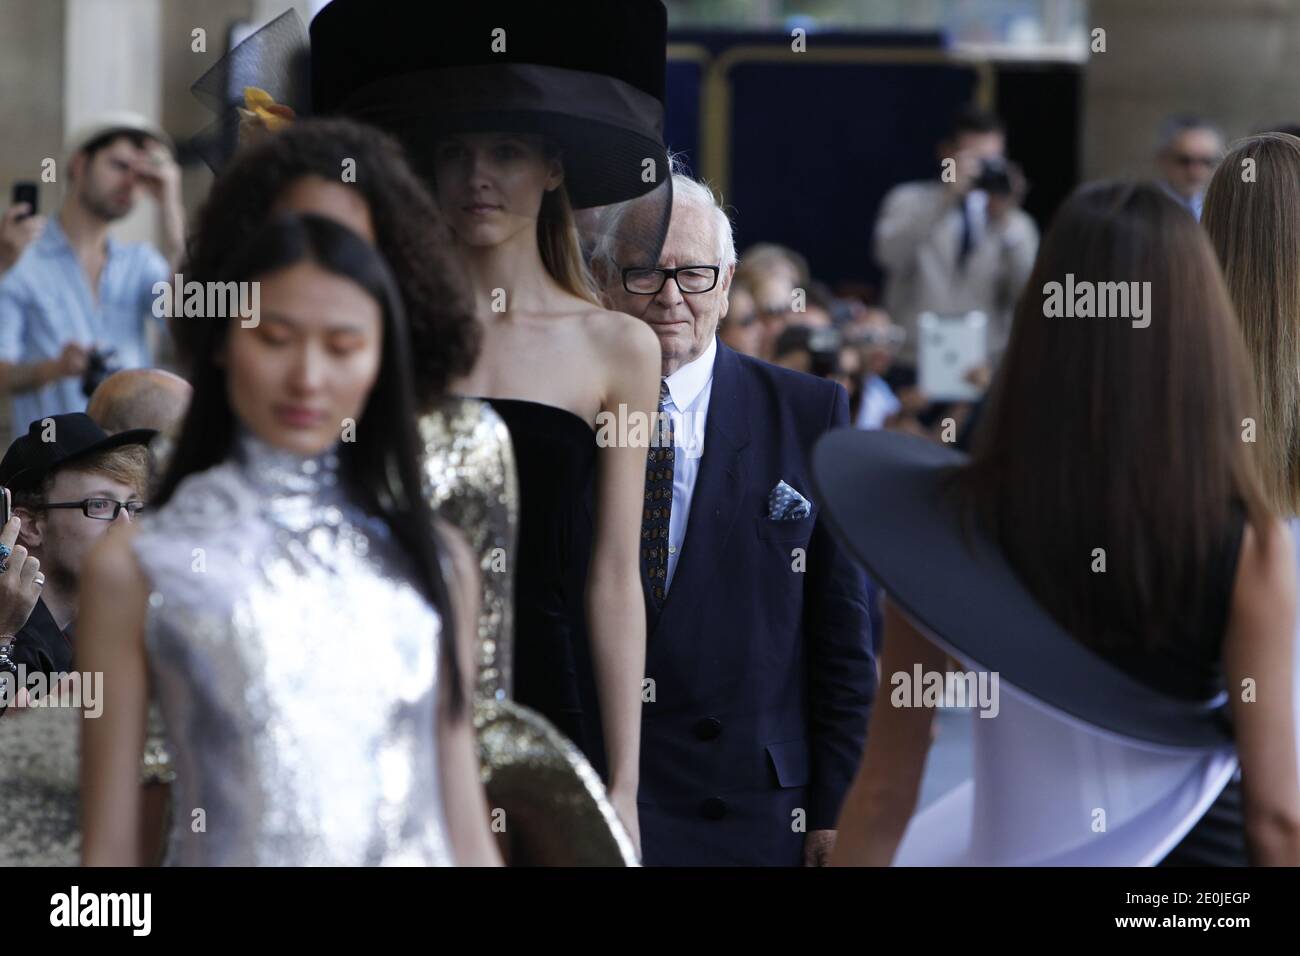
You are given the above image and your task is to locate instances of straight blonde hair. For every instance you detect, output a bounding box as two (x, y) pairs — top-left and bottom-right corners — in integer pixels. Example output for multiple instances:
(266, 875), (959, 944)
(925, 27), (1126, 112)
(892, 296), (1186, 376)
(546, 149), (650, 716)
(538, 175), (601, 305)
(1203, 132), (1300, 515)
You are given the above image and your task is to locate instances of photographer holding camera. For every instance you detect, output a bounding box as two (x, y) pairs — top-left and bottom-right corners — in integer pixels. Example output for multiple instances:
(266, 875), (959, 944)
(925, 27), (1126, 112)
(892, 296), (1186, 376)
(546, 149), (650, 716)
(0, 112), (183, 443)
(873, 107), (1037, 405)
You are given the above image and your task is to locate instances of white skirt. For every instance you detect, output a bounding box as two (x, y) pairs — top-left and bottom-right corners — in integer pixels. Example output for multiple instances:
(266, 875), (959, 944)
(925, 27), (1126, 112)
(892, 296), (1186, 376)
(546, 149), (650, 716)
(895, 674), (1237, 866)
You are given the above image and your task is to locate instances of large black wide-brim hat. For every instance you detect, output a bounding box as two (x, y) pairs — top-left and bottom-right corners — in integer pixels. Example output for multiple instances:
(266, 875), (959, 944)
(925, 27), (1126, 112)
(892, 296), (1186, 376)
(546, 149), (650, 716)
(308, 0), (669, 211)
(811, 428), (1233, 750)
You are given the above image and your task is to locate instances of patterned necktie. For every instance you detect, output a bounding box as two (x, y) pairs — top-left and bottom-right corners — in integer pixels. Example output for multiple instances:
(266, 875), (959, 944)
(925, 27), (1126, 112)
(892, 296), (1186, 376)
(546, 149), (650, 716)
(641, 380), (675, 608)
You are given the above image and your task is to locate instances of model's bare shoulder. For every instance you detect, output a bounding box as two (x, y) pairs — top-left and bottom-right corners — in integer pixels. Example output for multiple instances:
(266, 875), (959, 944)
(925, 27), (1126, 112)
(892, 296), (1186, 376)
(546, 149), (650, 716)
(585, 307), (660, 365)
(78, 525), (150, 668)
(1234, 516), (1296, 617)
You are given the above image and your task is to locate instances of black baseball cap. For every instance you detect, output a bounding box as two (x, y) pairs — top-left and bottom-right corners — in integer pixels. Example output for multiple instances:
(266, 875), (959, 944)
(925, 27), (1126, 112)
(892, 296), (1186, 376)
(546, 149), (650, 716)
(0, 413), (155, 492)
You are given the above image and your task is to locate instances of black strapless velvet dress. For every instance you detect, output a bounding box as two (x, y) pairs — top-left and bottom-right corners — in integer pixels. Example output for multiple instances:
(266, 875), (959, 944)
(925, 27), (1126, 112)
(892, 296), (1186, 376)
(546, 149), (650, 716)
(486, 398), (598, 758)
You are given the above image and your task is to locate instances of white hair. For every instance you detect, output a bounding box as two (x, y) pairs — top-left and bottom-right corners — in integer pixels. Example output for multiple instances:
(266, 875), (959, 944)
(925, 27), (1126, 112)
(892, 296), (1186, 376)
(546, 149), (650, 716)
(588, 156), (737, 277)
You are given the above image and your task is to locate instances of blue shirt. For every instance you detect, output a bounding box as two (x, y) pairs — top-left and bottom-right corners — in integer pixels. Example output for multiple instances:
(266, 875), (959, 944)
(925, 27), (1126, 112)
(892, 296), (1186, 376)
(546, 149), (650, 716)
(855, 374), (901, 430)
(1160, 180), (1204, 221)
(0, 217), (167, 441)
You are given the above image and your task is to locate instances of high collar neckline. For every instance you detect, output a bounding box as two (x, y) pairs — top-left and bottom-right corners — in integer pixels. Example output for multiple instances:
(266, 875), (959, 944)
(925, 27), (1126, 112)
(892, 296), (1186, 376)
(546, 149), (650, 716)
(234, 428), (342, 498)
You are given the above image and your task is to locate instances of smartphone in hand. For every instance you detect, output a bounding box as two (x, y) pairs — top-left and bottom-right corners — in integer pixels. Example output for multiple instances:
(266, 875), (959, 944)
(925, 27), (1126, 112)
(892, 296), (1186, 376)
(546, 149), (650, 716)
(1, 486), (10, 526)
(11, 181), (38, 219)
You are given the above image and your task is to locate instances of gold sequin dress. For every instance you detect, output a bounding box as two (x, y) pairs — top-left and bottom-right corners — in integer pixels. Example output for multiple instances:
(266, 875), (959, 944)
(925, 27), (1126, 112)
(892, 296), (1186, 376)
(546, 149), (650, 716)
(419, 397), (637, 865)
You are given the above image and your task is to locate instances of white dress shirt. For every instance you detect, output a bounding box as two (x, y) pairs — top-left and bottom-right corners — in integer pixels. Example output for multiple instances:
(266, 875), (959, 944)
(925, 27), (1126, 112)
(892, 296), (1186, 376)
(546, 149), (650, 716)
(660, 335), (717, 591)
(855, 374), (902, 430)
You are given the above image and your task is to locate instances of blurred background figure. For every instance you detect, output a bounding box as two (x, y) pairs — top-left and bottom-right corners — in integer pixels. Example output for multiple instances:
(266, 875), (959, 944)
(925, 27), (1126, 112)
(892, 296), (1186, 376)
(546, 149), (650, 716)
(735, 242), (808, 361)
(734, 241), (807, 290)
(844, 307), (905, 430)
(832, 336), (863, 406)
(800, 280), (836, 328)
(719, 279), (762, 356)
(86, 367), (192, 436)
(0, 113), (183, 443)
(873, 106), (1037, 415)
(772, 324), (841, 377)
(750, 271), (796, 361)
(1155, 114), (1224, 220)
(87, 367), (193, 485)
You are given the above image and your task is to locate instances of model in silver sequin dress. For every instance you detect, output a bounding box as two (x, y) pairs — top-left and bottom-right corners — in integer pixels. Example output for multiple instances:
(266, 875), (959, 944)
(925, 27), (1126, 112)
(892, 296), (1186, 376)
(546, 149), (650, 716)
(130, 431), (453, 866)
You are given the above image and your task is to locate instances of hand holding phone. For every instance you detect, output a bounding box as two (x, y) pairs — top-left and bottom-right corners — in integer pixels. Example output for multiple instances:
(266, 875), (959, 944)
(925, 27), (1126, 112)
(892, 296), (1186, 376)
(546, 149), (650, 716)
(11, 181), (37, 219)
(2, 184), (45, 271)
(0, 504), (44, 635)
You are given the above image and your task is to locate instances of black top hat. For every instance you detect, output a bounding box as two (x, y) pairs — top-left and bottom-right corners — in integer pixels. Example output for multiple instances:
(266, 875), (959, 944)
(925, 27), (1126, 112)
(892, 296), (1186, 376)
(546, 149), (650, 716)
(811, 428), (1234, 749)
(308, 0), (669, 210)
(0, 414), (155, 492)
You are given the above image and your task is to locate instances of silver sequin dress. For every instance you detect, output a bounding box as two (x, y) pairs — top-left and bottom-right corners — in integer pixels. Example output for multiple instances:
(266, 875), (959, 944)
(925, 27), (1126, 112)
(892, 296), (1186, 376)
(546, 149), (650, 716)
(131, 432), (453, 866)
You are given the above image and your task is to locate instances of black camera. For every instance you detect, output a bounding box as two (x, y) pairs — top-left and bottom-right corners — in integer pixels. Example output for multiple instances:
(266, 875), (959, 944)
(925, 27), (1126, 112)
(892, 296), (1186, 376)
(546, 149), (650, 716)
(775, 325), (843, 379)
(81, 346), (121, 399)
(973, 158), (1013, 195)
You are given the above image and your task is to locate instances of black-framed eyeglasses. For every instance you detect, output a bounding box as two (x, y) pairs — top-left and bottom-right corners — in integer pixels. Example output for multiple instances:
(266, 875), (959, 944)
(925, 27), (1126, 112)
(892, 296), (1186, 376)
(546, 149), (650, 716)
(37, 498), (145, 521)
(622, 265), (720, 295)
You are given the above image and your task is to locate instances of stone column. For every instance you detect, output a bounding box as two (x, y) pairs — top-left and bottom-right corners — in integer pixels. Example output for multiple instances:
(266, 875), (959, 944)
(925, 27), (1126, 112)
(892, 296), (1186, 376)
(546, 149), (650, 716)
(1084, 0), (1300, 181)
(63, 0), (164, 244)
(0, 0), (66, 218)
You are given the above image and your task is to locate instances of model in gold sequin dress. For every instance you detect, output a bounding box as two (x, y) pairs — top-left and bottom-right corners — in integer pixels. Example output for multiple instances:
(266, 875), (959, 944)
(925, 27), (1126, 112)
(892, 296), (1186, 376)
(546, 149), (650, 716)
(419, 396), (637, 865)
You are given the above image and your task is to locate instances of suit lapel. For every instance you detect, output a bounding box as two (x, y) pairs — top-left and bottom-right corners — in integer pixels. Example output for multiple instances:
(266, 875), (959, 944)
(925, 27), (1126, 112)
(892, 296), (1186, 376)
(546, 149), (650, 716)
(651, 341), (751, 641)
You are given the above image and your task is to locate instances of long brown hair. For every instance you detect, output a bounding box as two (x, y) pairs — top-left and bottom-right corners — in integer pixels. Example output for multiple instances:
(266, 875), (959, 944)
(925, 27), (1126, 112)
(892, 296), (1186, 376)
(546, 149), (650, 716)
(537, 144), (601, 304)
(960, 181), (1266, 655)
(1202, 132), (1300, 515)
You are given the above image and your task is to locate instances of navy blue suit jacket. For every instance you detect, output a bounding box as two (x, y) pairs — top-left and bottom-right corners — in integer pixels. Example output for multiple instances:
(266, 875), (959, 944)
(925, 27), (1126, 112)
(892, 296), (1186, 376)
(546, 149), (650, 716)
(634, 341), (876, 866)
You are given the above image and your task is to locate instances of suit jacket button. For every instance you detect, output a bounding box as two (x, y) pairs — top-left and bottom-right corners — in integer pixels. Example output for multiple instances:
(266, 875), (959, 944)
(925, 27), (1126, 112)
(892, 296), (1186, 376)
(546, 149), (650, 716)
(693, 716), (722, 740)
(701, 797), (727, 820)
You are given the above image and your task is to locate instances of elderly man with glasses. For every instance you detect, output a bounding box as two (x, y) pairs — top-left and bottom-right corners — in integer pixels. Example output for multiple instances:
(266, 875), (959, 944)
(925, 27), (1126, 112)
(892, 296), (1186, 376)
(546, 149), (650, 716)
(590, 172), (876, 867)
(0, 413), (152, 691)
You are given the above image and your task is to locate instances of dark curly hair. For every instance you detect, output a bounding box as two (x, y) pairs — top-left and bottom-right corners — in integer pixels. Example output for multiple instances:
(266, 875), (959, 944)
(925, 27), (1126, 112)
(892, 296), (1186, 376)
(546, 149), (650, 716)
(177, 118), (478, 408)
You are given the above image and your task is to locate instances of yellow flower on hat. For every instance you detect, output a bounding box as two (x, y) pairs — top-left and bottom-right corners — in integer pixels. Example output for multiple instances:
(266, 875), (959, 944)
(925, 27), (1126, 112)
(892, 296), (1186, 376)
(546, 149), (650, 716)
(236, 86), (295, 138)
